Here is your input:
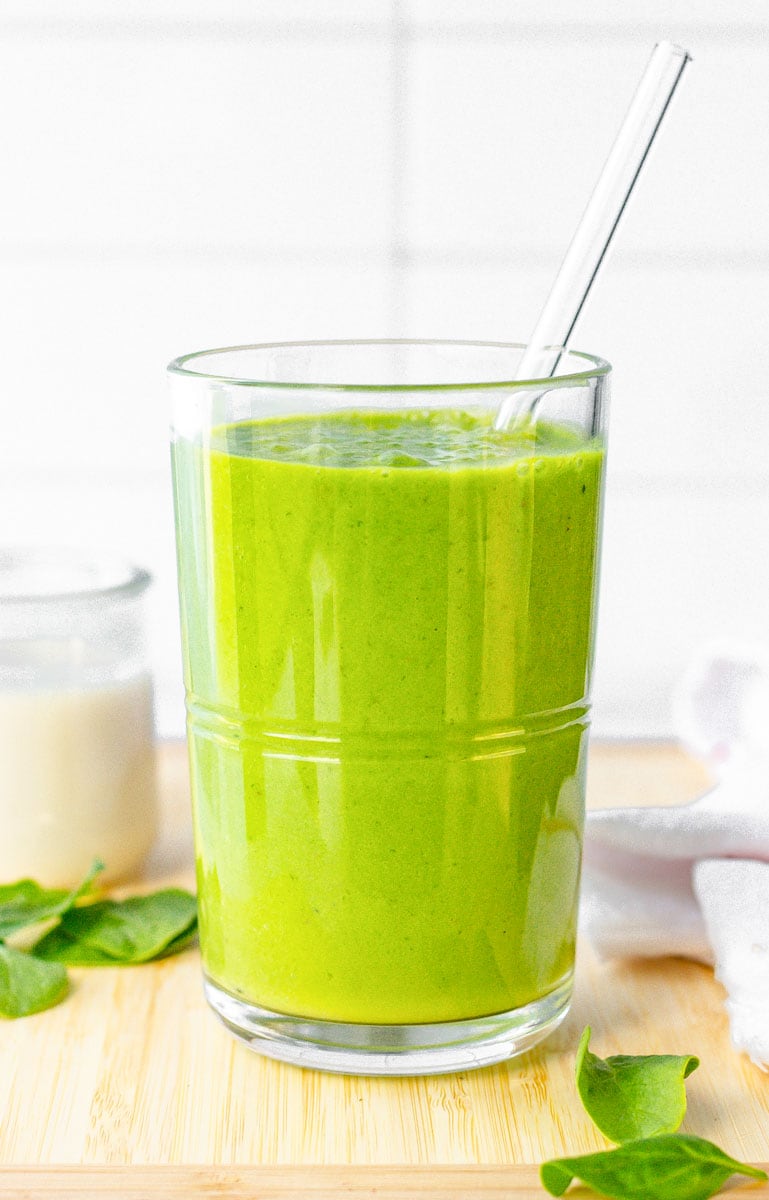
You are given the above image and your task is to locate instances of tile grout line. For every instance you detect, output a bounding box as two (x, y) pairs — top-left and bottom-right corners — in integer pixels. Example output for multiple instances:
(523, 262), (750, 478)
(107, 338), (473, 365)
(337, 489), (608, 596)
(2, 246), (767, 270)
(387, 0), (408, 336)
(0, 19), (389, 42)
(0, 18), (764, 45)
(399, 20), (767, 46)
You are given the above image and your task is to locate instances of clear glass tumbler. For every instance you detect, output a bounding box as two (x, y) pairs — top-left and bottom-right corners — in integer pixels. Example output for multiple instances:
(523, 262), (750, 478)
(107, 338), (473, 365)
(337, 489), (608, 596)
(0, 548), (158, 888)
(169, 340), (610, 1075)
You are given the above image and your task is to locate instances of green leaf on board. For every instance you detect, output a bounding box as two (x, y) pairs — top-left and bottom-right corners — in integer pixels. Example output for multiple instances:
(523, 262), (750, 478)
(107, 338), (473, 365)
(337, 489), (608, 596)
(33, 889), (197, 965)
(0, 860), (103, 939)
(0, 942), (69, 1018)
(540, 1134), (767, 1200)
(575, 1025), (699, 1143)
(155, 922), (199, 960)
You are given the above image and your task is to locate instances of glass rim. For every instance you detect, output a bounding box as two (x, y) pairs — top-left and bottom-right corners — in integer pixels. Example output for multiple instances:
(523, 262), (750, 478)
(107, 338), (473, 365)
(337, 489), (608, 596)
(167, 338), (611, 392)
(0, 548), (152, 605)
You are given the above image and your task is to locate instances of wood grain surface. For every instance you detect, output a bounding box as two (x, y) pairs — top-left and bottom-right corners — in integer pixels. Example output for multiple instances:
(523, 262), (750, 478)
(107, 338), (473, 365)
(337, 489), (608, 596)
(1, 741), (767, 1183)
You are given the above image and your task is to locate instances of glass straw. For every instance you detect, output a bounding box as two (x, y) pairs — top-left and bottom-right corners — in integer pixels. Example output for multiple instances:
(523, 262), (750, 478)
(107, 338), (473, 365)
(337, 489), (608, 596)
(494, 41), (691, 430)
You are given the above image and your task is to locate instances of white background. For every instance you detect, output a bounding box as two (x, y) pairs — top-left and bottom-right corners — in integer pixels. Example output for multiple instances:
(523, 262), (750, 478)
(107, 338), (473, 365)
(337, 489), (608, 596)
(2, 2), (766, 739)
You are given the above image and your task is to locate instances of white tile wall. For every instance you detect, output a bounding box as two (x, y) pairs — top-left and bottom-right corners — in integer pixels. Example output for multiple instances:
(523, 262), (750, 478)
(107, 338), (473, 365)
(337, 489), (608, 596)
(596, 487), (769, 737)
(402, 37), (769, 258)
(0, 259), (391, 478)
(4, 2), (768, 739)
(0, 38), (392, 251)
(404, 262), (769, 483)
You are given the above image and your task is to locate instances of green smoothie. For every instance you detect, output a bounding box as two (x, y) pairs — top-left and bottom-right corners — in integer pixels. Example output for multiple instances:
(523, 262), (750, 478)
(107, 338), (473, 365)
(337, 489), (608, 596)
(172, 408), (604, 1025)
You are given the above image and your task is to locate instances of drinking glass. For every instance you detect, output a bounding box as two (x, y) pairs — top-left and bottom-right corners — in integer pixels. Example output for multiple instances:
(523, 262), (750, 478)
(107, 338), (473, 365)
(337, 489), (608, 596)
(169, 340), (610, 1075)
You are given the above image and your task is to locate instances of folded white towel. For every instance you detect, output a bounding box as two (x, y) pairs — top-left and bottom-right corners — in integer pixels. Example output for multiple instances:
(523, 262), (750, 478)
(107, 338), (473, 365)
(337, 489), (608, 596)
(694, 860), (769, 1070)
(581, 643), (769, 1069)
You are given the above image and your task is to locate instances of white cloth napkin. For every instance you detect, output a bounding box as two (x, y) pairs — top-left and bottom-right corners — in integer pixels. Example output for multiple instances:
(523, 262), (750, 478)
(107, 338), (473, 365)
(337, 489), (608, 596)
(581, 643), (769, 1068)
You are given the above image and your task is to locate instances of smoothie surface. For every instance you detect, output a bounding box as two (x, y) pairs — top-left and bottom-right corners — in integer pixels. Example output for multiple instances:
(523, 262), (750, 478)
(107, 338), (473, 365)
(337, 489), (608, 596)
(215, 406), (586, 468)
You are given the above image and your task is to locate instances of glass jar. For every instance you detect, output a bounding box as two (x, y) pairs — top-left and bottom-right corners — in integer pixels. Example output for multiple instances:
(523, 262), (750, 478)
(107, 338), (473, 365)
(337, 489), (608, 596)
(0, 548), (159, 887)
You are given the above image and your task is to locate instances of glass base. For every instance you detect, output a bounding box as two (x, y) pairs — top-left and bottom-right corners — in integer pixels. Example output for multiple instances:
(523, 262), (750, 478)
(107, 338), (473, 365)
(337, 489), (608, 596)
(203, 974), (572, 1076)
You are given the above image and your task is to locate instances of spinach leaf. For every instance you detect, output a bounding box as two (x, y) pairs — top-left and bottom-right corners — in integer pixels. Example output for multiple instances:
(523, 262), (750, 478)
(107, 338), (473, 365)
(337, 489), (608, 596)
(540, 1134), (767, 1200)
(155, 922), (199, 959)
(575, 1025), (699, 1142)
(0, 943), (69, 1018)
(33, 889), (197, 965)
(0, 860), (103, 939)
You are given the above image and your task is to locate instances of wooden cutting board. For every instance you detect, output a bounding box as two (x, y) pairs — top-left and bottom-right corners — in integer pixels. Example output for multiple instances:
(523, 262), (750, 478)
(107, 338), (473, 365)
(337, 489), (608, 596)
(1, 742), (767, 1199)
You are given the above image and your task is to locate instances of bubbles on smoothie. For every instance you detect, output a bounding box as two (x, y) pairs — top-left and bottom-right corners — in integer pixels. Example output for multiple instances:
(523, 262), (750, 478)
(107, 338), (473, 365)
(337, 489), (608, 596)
(380, 453), (433, 468)
(212, 410), (594, 470)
